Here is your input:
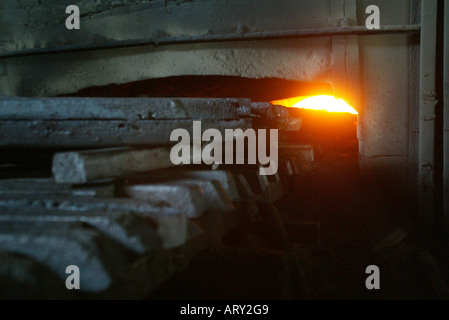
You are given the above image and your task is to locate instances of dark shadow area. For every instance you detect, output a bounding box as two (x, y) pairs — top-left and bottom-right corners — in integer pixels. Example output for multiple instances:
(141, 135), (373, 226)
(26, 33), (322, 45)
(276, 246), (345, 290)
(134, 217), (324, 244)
(150, 139), (435, 299)
(65, 75), (334, 102)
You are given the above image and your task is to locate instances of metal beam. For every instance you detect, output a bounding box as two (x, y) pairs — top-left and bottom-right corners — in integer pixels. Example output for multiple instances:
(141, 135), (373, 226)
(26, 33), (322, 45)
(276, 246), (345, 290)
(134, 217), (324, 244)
(52, 147), (175, 183)
(408, 0), (421, 196)
(0, 25), (421, 59)
(419, 0), (438, 239)
(0, 119), (248, 148)
(444, 0), (449, 234)
(0, 97), (245, 120)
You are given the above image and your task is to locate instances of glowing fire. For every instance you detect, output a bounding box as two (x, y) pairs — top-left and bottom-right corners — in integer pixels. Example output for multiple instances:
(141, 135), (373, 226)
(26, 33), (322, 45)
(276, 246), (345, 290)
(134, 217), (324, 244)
(271, 95), (358, 114)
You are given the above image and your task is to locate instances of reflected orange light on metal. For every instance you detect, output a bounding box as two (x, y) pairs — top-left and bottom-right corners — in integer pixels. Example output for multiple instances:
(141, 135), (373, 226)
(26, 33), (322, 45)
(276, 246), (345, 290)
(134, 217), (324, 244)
(271, 95), (358, 115)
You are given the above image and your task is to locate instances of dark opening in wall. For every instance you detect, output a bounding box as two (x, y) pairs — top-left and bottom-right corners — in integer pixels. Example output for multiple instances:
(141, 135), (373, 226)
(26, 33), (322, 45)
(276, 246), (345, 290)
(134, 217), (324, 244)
(65, 75), (334, 102)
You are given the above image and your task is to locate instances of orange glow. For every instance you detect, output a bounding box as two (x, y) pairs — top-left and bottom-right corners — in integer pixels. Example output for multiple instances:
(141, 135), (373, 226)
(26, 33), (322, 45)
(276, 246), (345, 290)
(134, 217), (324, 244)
(271, 95), (358, 114)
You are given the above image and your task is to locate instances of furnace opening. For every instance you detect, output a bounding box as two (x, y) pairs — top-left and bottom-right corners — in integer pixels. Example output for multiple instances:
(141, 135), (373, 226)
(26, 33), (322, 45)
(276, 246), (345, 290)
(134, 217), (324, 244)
(271, 95), (358, 115)
(66, 75), (359, 162)
(271, 94), (358, 157)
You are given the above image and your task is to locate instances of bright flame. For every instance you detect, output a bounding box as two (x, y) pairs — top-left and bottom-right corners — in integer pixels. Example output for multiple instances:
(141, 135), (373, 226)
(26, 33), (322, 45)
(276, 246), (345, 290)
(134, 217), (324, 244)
(271, 95), (358, 114)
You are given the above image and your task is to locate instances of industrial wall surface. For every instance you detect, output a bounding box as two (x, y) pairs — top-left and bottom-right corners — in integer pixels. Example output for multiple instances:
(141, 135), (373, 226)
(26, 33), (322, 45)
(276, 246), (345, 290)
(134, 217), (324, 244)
(0, 0), (415, 188)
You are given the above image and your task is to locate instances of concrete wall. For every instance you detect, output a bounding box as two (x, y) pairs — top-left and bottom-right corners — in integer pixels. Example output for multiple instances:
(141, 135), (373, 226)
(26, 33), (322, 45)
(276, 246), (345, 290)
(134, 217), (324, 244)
(0, 0), (416, 187)
(356, 0), (414, 187)
(0, 0), (334, 96)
